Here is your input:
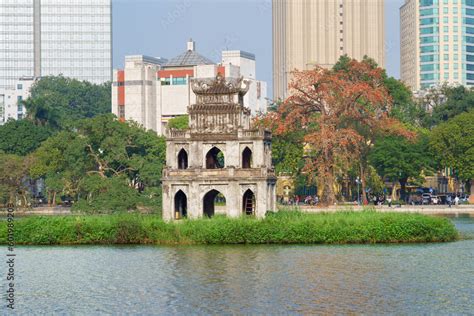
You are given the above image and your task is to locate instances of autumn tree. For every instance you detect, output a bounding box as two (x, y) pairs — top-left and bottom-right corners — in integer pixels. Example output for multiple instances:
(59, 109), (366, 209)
(272, 59), (411, 205)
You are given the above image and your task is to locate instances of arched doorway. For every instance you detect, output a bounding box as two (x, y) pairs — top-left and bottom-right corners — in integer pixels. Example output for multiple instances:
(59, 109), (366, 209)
(174, 190), (187, 219)
(203, 189), (225, 217)
(242, 147), (252, 169)
(177, 149), (188, 169)
(243, 189), (255, 215)
(205, 147), (224, 169)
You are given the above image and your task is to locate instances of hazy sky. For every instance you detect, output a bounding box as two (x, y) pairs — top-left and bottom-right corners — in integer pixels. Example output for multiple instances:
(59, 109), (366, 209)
(113, 0), (405, 96)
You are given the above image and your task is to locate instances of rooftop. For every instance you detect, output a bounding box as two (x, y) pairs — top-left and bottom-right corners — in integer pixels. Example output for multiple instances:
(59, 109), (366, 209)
(164, 39), (214, 67)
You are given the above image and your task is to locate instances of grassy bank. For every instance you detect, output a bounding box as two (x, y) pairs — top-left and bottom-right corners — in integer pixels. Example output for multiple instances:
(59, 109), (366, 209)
(0, 211), (458, 245)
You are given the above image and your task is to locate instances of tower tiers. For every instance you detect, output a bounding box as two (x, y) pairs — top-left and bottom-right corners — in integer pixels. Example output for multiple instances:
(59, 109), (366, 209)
(162, 76), (277, 220)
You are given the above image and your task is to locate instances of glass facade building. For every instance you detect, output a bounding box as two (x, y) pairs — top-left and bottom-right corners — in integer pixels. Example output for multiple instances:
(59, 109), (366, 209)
(0, 0), (111, 90)
(401, 0), (474, 90)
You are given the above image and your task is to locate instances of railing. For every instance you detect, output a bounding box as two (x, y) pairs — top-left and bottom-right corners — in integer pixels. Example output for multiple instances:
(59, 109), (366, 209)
(167, 129), (189, 138)
(163, 167), (275, 178)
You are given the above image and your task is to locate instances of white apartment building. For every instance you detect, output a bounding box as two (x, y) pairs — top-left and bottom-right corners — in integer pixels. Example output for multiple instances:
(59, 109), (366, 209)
(0, 0), (111, 90)
(0, 77), (35, 124)
(112, 40), (268, 135)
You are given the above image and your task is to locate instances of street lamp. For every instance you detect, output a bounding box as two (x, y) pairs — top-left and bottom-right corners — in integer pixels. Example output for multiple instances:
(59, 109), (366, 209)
(356, 176), (361, 206)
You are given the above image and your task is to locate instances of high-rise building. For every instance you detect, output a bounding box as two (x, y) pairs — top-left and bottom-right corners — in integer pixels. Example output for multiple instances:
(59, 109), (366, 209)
(0, 77), (36, 124)
(0, 0), (111, 90)
(112, 40), (268, 135)
(401, 0), (474, 91)
(272, 0), (385, 100)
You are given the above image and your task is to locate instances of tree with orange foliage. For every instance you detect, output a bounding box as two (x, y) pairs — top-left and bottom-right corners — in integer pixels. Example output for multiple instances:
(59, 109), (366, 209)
(271, 58), (412, 205)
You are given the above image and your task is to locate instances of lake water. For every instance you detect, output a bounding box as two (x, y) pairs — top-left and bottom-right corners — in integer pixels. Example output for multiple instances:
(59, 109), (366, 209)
(2, 217), (473, 315)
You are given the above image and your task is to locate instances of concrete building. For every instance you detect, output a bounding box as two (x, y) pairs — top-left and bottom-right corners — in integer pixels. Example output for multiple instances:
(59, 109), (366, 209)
(112, 40), (268, 135)
(272, 0), (385, 100)
(0, 77), (35, 124)
(401, 0), (474, 90)
(0, 0), (112, 90)
(162, 76), (276, 220)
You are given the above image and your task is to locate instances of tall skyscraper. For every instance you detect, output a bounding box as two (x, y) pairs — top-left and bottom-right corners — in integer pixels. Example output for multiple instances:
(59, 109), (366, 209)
(272, 0), (385, 100)
(401, 0), (474, 91)
(0, 0), (111, 90)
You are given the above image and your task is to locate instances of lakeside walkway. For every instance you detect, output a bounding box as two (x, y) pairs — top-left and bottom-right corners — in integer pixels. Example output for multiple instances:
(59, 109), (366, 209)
(289, 205), (474, 217)
(1, 205), (473, 217)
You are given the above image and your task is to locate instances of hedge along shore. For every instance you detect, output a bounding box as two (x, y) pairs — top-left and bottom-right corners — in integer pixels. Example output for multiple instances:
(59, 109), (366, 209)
(0, 211), (459, 245)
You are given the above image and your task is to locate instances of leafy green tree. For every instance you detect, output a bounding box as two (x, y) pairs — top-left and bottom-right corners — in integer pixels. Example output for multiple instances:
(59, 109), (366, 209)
(0, 153), (32, 205)
(429, 110), (474, 182)
(384, 77), (425, 126)
(24, 75), (111, 128)
(29, 131), (90, 205)
(369, 133), (435, 200)
(74, 175), (141, 213)
(423, 85), (474, 128)
(167, 115), (189, 130)
(29, 114), (166, 211)
(0, 119), (53, 156)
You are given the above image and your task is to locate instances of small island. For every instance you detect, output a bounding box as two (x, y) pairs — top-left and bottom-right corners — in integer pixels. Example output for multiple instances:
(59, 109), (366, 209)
(0, 211), (458, 245)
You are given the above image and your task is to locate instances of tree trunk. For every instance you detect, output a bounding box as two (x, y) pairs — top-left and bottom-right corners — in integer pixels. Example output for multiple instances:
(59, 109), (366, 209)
(391, 181), (398, 201)
(359, 162), (368, 205)
(399, 178), (408, 202)
(319, 165), (337, 205)
(469, 179), (474, 204)
(47, 191), (52, 206)
(52, 191), (57, 206)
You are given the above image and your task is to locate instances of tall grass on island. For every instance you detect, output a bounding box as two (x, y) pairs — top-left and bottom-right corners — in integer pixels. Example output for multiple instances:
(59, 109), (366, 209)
(0, 211), (458, 245)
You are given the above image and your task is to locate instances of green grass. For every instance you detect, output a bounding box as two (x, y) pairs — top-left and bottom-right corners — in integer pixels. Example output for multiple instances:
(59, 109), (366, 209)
(0, 211), (458, 245)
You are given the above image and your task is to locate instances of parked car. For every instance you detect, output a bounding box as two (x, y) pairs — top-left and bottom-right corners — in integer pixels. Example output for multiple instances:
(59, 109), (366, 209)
(421, 193), (432, 205)
(431, 195), (440, 205)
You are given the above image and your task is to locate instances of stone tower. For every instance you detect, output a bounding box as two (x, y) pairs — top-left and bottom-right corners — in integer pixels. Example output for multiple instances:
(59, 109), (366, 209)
(162, 75), (277, 220)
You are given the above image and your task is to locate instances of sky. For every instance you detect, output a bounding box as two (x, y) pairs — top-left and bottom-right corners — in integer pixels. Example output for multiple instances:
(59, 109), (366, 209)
(113, 0), (405, 97)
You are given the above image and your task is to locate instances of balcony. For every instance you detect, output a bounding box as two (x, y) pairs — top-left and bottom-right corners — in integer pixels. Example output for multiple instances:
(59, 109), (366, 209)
(163, 167), (276, 180)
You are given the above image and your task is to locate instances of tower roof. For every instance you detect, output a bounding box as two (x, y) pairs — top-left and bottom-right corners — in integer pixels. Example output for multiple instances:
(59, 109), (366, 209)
(165, 39), (214, 67)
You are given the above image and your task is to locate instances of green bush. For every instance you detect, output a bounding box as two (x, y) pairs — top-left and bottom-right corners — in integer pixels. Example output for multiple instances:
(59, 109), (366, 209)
(0, 211), (458, 245)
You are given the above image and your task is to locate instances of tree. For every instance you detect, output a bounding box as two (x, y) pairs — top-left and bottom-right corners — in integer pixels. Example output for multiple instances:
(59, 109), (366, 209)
(0, 119), (53, 156)
(384, 77), (425, 126)
(29, 131), (90, 205)
(29, 114), (166, 211)
(272, 58), (410, 205)
(167, 115), (189, 130)
(422, 85), (474, 128)
(0, 153), (32, 205)
(429, 110), (474, 182)
(369, 133), (435, 201)
(23, 75), (111, 129)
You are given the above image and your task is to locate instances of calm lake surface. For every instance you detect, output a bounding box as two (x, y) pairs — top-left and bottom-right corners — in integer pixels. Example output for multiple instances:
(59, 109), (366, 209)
(2, 217), (473, 315)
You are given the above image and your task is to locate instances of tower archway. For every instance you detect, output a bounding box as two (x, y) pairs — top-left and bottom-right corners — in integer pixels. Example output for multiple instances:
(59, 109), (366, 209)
(177, 149), (188, 169)
(205, 147), (224, 169)
(242, 147), (252, 169)
(174, 190), (187, 219)
(243, 189), (255, 215)
(203, 189), (225, 217)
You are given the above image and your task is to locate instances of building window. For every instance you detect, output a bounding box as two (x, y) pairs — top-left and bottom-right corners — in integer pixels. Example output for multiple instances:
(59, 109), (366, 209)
(17, 84), (22, 90)
(242, 147), (252, 169)
(172, 77), (187, 85)
(205, 147), (224, 169)
(160, 78), (171, 86)
(177, 149), (188, 169)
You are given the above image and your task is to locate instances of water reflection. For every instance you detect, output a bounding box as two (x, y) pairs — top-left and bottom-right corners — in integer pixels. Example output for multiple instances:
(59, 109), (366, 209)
(4, 218), (473, 314)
